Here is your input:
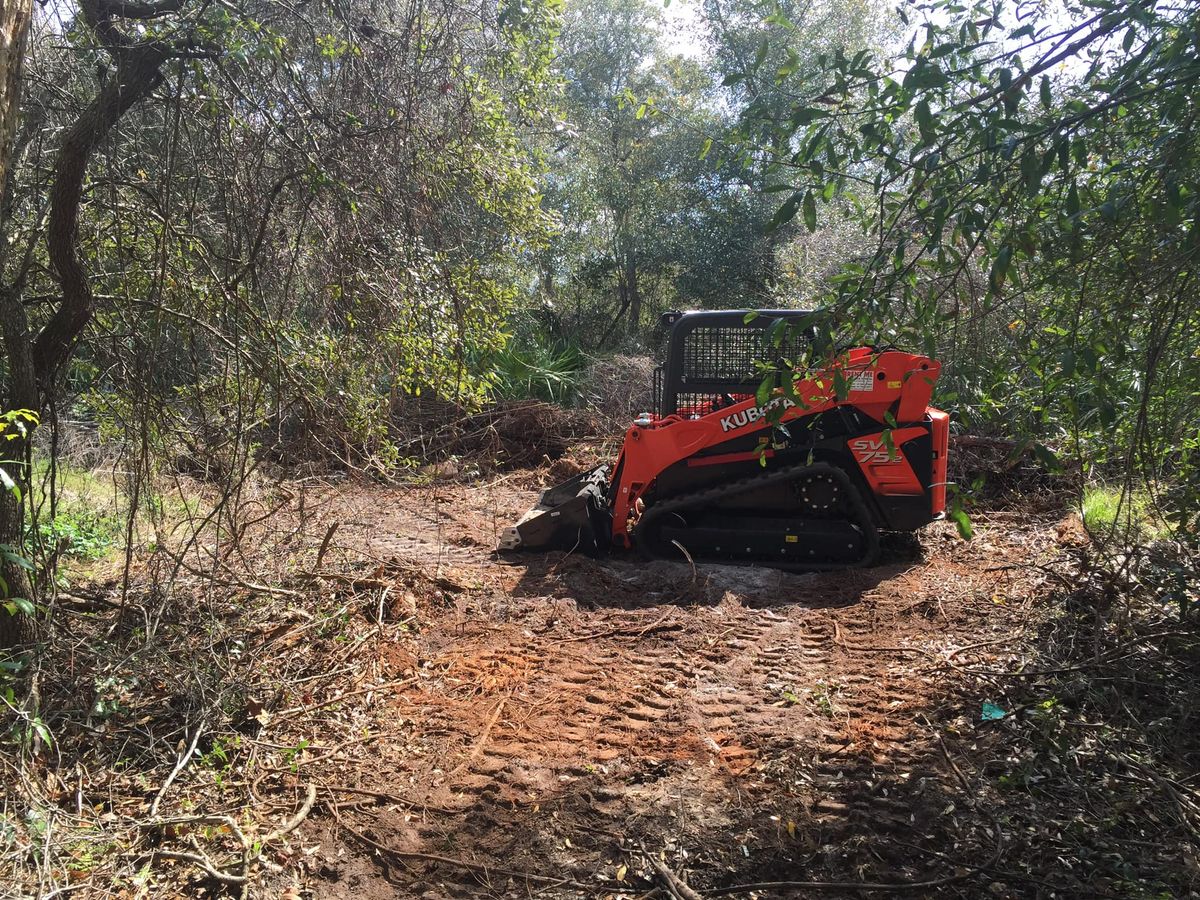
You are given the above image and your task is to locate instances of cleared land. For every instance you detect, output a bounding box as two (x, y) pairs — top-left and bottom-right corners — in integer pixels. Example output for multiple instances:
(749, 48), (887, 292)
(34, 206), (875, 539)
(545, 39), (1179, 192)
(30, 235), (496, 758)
(6, 460), (1195, 899)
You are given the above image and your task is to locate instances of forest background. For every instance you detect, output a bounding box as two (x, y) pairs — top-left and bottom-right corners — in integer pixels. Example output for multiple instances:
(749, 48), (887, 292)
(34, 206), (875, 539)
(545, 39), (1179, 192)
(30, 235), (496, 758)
(0, 0), (1198, 892)
(2, 0), (1196, 575)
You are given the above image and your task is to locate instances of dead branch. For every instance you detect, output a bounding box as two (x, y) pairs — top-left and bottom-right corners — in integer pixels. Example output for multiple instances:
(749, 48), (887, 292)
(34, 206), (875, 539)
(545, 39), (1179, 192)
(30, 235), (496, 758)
(263, 782), (317, 844)
(154, 848), (247, 884)
(148, 717), (205, 817)
(645, 852), (706, 900)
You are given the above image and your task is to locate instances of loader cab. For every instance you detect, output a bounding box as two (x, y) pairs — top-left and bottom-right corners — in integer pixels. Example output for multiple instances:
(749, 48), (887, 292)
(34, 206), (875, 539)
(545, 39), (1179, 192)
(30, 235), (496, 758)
(652, 309), (824, 417)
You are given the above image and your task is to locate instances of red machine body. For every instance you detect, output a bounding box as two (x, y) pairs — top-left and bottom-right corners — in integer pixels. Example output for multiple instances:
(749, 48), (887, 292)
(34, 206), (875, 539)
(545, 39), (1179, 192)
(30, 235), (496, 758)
(501, 311), (949, 570)
(607, 347), (948, 551)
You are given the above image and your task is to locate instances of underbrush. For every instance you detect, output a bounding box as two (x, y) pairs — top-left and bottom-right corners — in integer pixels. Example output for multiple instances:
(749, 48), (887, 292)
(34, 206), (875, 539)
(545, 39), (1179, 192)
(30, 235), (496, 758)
(487, 340), (586, 406)
(967, 560), (1200, 896)
(27, 459), (124, 564)
(1080, 483), (1171, 544)
(3, 435), (1197, 897)
(37, 507), (120, 562)
(0, 479), (432, 897)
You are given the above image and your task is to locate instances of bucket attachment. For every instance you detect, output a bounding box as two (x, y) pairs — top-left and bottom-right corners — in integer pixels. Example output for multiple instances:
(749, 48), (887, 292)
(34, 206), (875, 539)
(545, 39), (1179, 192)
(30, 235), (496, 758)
(498, 466), (612, 556)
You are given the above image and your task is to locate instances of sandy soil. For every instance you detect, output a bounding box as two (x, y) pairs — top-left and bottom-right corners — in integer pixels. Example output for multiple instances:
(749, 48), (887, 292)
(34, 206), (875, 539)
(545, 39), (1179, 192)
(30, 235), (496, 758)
(269, 469), (1066, 899)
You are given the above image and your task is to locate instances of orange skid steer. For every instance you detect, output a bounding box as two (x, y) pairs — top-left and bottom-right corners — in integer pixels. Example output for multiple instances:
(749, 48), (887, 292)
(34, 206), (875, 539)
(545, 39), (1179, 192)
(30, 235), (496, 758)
(500, 310), (949, 570)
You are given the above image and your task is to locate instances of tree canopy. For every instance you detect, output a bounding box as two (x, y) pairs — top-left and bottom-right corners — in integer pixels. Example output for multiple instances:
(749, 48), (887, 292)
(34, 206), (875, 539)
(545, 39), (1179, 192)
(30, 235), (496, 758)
(723, 0), (1200, 527)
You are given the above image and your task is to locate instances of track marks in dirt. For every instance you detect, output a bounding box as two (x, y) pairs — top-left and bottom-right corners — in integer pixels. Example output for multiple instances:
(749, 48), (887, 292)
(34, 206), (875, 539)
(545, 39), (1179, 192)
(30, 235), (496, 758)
(312, 479), (1064, 896)
(372, 594), (950, 871)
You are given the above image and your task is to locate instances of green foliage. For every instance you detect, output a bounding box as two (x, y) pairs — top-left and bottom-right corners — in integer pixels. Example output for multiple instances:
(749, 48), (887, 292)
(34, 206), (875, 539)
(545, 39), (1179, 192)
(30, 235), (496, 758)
(24, 459), (124, 563)
(0, 411), (38, 621)
(1081, 485), (1162, 542)
(0, 411), (38, 499)
(37, 509), (119, 561)
(538, 0), (825, 347)
(0, 412), (46, 746)
(723, 0), (1200, 535)
(7, 0), (565, 479)
(487, 338), (586, 405)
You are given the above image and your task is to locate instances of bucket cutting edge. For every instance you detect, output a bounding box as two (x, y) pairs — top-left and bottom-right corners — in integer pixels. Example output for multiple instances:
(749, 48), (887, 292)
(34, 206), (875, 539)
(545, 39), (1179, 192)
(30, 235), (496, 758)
(497, 465), (612, 556)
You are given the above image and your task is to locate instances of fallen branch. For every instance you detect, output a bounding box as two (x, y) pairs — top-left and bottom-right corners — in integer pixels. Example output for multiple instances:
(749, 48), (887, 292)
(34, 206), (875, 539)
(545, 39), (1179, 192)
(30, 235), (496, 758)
(264, 783), (317, 843)
(446, 693), (509, 780)
(645, 851), (706, 900)
(148, 717), (206, 817)
(315, 522), (339, 570)
(549, 610), (676, 646)
(272, 677), (417, 722)
(155, 849), (247, 885)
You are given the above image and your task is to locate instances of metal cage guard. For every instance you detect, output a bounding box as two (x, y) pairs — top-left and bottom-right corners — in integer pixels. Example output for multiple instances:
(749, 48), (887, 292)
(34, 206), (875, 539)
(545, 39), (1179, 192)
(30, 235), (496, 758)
(654, 309), (820, 416)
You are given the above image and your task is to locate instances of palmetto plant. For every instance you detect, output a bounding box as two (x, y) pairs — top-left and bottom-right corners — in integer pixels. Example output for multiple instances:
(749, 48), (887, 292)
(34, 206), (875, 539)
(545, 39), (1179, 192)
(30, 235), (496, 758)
(488, 341), (587, 406)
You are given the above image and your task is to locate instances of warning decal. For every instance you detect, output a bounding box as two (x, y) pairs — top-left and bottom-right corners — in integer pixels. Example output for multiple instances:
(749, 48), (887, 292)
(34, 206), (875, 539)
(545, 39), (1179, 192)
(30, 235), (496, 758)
(849, 371), (875, 392)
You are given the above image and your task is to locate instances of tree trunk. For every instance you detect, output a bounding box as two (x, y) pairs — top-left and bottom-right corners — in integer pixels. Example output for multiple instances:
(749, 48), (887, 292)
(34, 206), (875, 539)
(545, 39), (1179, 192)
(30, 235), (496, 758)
(0, 14), (168, 648)
(0, 449), (32, 649)
(0, 0), (33, 204)
(0, 0), (35, 649)
(35, 46), (166, 378)
(625, 252), (641, 335)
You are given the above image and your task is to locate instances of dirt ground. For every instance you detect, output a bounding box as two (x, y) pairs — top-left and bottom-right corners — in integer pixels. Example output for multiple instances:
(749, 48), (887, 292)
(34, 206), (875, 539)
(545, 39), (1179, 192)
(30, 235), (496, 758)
(259, 470), (1073, 899)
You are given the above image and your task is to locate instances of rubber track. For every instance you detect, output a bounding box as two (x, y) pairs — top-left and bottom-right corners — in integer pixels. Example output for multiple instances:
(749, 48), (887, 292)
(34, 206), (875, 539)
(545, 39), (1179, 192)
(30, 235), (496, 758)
(633, 461), (881, 570)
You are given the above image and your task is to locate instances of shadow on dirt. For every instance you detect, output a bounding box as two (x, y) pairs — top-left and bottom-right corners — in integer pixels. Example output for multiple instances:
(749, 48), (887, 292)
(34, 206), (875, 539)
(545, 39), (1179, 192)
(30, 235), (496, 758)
(505, 543), (921, 611)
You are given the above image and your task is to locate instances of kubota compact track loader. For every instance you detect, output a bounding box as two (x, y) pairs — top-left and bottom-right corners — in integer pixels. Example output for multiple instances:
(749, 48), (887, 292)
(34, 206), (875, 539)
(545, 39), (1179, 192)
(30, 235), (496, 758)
(499, 309), (949, 570)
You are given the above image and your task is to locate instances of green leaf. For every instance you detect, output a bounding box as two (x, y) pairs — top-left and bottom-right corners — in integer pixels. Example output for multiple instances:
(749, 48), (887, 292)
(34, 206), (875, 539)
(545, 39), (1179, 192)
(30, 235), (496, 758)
(949, 506), (974, 540)
(768, 192), (803, 231)
(802, 191), (817, 232)
(915, 99), (934, 141)
(755, 377), (771, 407)
(3, 597), (34, 616)
(789, 106), (827, 127)
(1066, 181), (1080, 215)
(699, 137), (713, 160)
(1060, 348), (1076, 377)
(881, 428), (898, 460)
(0, 547), (33, 571)
(766, 316), (789, 347)
(753, 38), (769, 71)
(832, 369), (849, 400)
(1039, 75), (1052, 109)
(31, 717), (52, 747)
(1032, 443), (1063, 473)
(777, 49), (801, 79)
(989, 245), (1013, 292)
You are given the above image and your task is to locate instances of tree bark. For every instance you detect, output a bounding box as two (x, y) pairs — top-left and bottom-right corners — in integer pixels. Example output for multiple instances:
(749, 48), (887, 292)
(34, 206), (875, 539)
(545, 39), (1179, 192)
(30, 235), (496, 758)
(0, 0), (33, 204)
(624, 252), (641, 335)
(34, 46), (167, 380)
(0, 0), (35, 649)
